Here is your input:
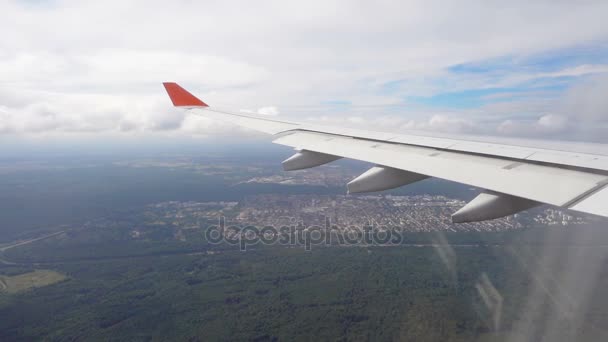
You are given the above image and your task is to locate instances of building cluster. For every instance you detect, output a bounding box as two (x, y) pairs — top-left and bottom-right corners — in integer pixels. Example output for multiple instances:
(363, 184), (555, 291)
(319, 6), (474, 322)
(142, 194), (588, 239)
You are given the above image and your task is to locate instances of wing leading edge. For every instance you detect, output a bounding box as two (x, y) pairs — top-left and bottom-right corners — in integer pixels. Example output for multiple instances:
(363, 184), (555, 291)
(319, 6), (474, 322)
(163, 82), (608, 222)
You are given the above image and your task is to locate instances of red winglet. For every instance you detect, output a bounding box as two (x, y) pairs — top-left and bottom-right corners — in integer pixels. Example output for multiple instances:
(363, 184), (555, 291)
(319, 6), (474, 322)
(162, 82), (208, 107)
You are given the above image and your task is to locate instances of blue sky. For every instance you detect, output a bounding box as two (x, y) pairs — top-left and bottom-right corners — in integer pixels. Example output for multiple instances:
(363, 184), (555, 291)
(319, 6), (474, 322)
(388, 45), (608, 109)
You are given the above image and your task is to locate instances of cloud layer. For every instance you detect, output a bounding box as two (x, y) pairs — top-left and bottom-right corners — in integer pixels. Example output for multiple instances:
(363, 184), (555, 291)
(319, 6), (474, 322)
(1, 0), (608, 141)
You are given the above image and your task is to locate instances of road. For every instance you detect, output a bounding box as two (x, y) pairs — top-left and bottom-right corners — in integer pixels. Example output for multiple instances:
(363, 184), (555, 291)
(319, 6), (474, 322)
(0, 231), (66, 252)
(0, 231), (66, 265)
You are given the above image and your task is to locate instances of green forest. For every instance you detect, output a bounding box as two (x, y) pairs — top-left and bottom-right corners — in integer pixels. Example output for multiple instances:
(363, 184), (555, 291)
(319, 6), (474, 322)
(2, 226), (608, 341)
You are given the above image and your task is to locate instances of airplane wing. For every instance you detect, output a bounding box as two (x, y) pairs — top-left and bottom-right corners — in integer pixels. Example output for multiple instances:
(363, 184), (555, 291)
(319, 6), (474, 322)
(163, 82), (608, 223)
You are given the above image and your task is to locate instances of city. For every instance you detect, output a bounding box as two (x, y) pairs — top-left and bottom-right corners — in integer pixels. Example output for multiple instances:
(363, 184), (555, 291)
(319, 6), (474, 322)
(139, 194), (588, 246)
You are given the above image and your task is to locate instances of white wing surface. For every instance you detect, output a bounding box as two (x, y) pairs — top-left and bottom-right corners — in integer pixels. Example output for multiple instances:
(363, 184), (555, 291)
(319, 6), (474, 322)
(163, 82), (608, 222)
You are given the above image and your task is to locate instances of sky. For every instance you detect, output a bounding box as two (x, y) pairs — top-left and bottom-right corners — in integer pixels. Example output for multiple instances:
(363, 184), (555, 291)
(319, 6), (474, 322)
(1, 0), (608, 145)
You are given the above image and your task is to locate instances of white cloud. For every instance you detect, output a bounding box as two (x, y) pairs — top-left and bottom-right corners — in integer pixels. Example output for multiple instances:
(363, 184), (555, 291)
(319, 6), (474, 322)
(538, 114), (568, 132)
(347, 116), (366, 124)
(487, 74), (608, 141)
(561, 74), (608, 122)
(0, 0), (607, 141)
(422, 115), (479, 134)
(303, 112), (482, 135)
(256, 106), (280, 116)
(540, 64), (608, 78)
(497, 114), (568, 137)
